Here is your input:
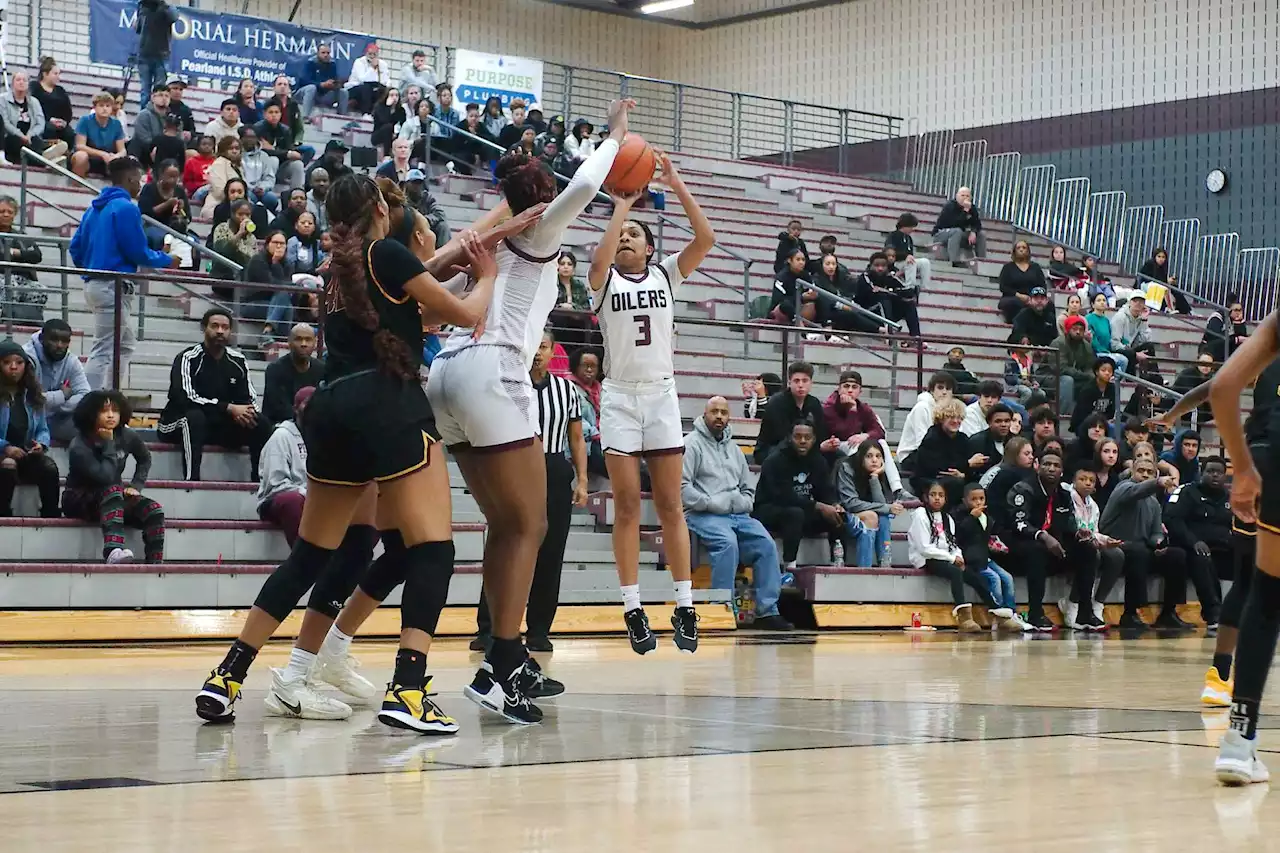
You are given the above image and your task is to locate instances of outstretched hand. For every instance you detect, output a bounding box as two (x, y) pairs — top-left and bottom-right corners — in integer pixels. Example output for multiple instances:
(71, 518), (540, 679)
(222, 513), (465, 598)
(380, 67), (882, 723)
(652, 149), (681, 189)
(609, 189), (646, 210)
(488, 203), (547, 246)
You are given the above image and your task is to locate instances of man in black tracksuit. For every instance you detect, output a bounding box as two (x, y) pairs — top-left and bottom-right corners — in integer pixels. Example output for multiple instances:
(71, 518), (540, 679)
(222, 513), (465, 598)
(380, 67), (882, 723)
(1003, 451), (1100, 630)
(156, 309), (273, 481)
(1164, 457), (1233, 625)
(752, 420), (844, 568)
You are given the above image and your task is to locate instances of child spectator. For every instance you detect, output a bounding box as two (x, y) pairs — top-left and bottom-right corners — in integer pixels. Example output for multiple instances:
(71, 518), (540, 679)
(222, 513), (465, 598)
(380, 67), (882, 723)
(62, 390), (164, 564)
(1004, 337), (1044, 407)
(954, 483), (1023, 629)
(940, 347), (980, 398)
(834, 441), (904, 568)
(1065, 465), (1122, 628)
(1070, 356), (1118, 435)
(183, 135), (216, 197)
(774, 219), (808, 274)
(907, 480), (997, 631)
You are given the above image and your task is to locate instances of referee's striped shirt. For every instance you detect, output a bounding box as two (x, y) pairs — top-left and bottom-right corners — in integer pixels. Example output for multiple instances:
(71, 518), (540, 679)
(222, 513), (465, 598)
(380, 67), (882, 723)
(535, 373), (581, 455)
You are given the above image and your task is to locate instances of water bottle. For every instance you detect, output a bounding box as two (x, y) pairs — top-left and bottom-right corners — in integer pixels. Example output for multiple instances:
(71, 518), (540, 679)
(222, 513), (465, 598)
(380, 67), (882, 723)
(832, 541), (845, 568)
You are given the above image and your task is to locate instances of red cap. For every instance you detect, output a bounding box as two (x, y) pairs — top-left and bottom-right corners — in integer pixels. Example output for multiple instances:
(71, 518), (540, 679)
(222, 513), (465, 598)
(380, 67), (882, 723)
(1064, 315), (1086, 332)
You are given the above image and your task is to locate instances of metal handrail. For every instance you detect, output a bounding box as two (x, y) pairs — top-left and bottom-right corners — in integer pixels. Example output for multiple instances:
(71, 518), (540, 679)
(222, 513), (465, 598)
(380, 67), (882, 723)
(1132, 269), (1230, 315)
(796, 278), (905, 333)
(0, 259), (311, 299)
(657, 214), (749, 265)
(18, 146), (244, 273)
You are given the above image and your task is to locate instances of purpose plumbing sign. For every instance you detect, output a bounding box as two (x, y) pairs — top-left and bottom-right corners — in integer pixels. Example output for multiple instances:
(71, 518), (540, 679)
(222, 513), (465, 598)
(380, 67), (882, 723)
(454, 49), (543, 110)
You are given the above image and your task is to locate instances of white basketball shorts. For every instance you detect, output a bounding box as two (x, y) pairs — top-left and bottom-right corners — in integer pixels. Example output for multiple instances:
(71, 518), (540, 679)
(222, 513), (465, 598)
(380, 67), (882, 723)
(599, 379), (684, 456)
(425, 344), (539, 450)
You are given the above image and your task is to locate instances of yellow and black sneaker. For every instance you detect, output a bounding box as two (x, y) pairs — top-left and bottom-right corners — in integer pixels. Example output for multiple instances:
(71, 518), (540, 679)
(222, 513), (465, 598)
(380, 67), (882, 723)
(377, 677), (459, 735)
(196, 668), (242, 722)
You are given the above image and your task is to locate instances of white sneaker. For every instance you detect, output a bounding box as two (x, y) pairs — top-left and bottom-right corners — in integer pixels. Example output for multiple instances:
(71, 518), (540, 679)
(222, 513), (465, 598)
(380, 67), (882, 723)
(1091, 599), (1105, 623)
(804, 333), (825, 342)
(1015, 614), (1036, 632)
(990, 607), (1013, 619)
(106, 548), (134, 564)
(43, 140), (68, 162)
(314, 647), (379, 702)
(263, 667), (352, 720)
(1216, 729), (1271, 786)
(1058, 597), (1079, 629)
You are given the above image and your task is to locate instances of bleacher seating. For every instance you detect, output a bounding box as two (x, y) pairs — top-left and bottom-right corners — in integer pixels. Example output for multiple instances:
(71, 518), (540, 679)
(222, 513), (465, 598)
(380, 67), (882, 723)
(0, 66), (1218, 632)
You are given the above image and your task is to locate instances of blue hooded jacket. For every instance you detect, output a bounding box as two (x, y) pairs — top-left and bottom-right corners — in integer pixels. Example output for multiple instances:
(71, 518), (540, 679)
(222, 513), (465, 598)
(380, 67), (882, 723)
(68, 186), (172, 280)
(1160, 426), (1201, 485)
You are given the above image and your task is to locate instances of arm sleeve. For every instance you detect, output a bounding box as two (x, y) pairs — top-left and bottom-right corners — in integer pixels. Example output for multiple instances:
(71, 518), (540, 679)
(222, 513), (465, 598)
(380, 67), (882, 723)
(168, 349), (224, 412)
(680, 443), (711, 512)
(16, 239), (42, 265)
(59, 358), (91, 414)
(521, 138), (619, 257)
(732, 451), (755, 513)
(752, 399), (780, 465)
(837, 463), (886, 515)
(114, 204), (174, 269)
(862, 407), (886, 443)
(998, 264), (1017, 298)
(127, 429), (152, 487)
(69, 439), (121, 487)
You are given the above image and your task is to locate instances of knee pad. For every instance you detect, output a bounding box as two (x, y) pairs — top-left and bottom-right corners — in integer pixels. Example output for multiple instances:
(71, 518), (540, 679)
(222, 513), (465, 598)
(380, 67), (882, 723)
(401, 540), (457, 636)
(358, 529), (407, 602)
(252, 538), (333, 622)
(307, 525), (378, 618)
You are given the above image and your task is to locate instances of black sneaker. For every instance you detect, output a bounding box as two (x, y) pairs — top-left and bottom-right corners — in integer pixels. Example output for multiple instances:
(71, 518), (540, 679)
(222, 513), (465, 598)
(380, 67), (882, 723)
(671, 606), (699, 652)
(753, 614), (794, 631)
(526, 634), (554, 653)
(1028, 613), (1056, 632)
(625, 607), (658, 655)
(462, 661), (543, 725)
(1155, 611), (1195, 632)
(468, 634), (491, 653)
(518, 656), (564, 698)
(1076, 610), (1106, 632)
(1118, 611), (1151, 631)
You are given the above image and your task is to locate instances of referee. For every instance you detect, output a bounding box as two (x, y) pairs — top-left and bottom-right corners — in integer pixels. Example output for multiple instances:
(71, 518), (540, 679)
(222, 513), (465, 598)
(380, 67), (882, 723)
(474, 328), (589, 652)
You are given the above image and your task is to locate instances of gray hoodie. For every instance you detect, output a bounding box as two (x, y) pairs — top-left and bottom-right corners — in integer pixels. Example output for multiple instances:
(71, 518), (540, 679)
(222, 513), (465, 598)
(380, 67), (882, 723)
(256, 419), (307, 509)
(1098, 477), (1164, 547)
(682, 417), (754, 515)
(0, 91), (45, 141)
(1110, 306), (1152, 351)
(23, 329), (90, 432)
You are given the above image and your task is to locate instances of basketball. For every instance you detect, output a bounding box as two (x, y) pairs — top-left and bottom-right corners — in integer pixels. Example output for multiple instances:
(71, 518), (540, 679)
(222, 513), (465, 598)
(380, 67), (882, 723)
(605, 135), (656, 194)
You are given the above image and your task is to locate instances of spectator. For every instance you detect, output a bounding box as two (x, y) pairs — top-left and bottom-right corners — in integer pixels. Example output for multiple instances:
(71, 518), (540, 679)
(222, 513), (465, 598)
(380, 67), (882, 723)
(133, 0), (177, 105)
(774, 219), (808, 274)
(165, 78), (195, 144)
(203, 99), (244, 147)
(555, 251), (590, 311)
(108, 88), (130, 139)
(256, 386), (311, 544)
(865, 251), (922, 342)
(376, 136), (413, 183)
(1047, 244), (1086, 287)
(912, 398), (986, 506)
(897, 371), (955, 465)
(1068, 356), (1117, 434)
(1011, 285), (1057, 348)
(0, 194), (45, 323)
(62, 389), (163, 563)
(907, 480), (996, 631)
(1064, 464), (1123, 628)
(998, 241), (1046, 323)
(1067, 413), (1109, 472)
(1053, 315), (1096, 415)
(1057, 293), (1085, 336)
(241, 230), (295, 343)
(1139, 246), (1191, 314)
(885, 213), (933, 291)
(255, 102), (305, 190)
(297, 44), (349, 117)
(1173, 352), (1216, 424)
(682, 396), (791, 629)
(20, 319), (87, 442)
(345, 43), (390, 114)
(70, 92), (125, 178)
(968, 402), (1013, 479)
(1009, 410), (1023, 435)
(269, 188), (309, 238)
(752, 419), (844, 572)
(201, 136), (245, 218)
(482, 96), (510, 139)
(1111, 292), (1155, 369)
(1085, 292), (1129, 372)
(768, 247), (815, 324)
(978, 436), (1035, 527)
(450, 103), (490, 175)
(821, 369), (886, 452)
(399, 100), (433, 160)
(835, 440), (904, 568)
(815, 253), (883, 335)
(526, 107), (547, 135)
(305, 167), (331, 232)
(429, 84), (463, 158)
(209, 199), (258, 296)
(136, 160), (188, 253)
(401, 85), (424, 124)
(941, 346), (981, 398)
(742, 372), (783, 420)
(1003, 339), (1045, 408)
(0, 340), (58, 517)
(960, 379), (1004, 436)
(954, 483), (1024, 629)
(286, 211), (324, 275)
(69, 156), (178, 390)
(1004, 450), (1098, 631)
(233, 78), (263, 127)
(399, 48), (438, 98)
(1164, 456), (1232, 627)
(401, 170), (449, 250)
(262, 324), (323, 426)
(931, 186), (986, 264)
(534, 114), (565, 155)
(370, 88), (406, 156)
(268, 79), (307, 158)
(564, 117), (595, 165)
(753, 361), (829, 464)
(1160, 428), (1201, 485)
(149, 114), (187, 170)
(156, 308), (273, 481)
(32, 57), (76, 152)
(1097, 457), (1190, 630)
(497, 99), (530, 151)
(2, 70), (66, 165)
(307, 140), (351, 185)
(1202, 299), (1248, 363)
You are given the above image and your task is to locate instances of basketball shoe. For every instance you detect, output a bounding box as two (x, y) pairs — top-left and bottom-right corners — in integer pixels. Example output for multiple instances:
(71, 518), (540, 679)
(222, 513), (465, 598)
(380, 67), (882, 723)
(464, 660), (543, 724)
(625, 607), (658, 655)
(1216, 729), (1271, 786)
(378, 677), (459, 735)
(313, 647), (379, 702)
(264, 667), (352, 720)
(196, 669), (242, 722)
(671, 606), (699, 652)
(520, 656), (565, 698)
(1202, 667), (1234, 708)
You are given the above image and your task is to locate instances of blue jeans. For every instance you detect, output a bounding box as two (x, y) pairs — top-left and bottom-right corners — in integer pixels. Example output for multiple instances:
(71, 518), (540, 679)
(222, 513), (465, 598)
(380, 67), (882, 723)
(253, 189), (280, 213)
(844, 513), (891, 567)
(980, 560), (1015, 608)
(137, 59), (166, 107)
(685, 511), (782, 617)
(242, 290), (294, 332)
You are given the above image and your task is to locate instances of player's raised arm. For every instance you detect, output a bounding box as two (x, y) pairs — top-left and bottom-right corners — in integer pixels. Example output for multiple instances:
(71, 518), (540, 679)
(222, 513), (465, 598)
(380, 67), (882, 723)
(653, 151), (715, 279)
(588, 190), (644, 291)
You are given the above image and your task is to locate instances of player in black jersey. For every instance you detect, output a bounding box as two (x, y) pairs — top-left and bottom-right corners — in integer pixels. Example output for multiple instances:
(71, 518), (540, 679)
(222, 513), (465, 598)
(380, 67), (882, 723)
(195, 174), (502, 735)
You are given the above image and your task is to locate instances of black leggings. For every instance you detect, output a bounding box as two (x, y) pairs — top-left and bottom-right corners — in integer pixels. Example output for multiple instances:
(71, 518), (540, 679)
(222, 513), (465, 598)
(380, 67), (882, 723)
(1221, 533), (1258, 628)
(876, 294), (921, 337)
(0, 452), (60, 517)
(923, 558), (997, 607)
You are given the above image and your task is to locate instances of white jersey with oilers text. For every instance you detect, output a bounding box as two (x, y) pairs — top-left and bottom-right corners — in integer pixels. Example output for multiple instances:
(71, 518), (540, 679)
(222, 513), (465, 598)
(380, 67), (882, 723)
(592, 254), (684, 386)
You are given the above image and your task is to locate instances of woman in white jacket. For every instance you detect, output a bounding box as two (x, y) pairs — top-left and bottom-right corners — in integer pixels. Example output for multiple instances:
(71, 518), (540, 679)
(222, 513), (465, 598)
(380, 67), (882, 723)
(907, 480), (998, 631)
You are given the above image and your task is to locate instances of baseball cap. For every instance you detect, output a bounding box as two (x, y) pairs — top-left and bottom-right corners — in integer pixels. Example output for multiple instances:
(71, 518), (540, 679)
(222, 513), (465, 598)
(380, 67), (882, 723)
(324, 139), (348, 152)
(1029, 285), (1048, 298)
(166, 76), (187, 88)
(294, 386), (316, 408)
(151, 82), (169, 93)
(404, 168), (426, 182)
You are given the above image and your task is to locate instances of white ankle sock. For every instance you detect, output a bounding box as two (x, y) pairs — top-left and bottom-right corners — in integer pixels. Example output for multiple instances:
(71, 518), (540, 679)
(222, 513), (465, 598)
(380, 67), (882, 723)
(621, 584), (642, 613)
(784, 560), (797, 571)
(283, 647), (317, 681)
(673, 579), (693, 609)
(323, 624), (353, 657)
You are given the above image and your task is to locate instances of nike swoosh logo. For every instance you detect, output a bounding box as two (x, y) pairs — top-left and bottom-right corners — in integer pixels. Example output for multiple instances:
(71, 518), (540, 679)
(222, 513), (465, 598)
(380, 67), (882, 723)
(275, 694), (302, 716)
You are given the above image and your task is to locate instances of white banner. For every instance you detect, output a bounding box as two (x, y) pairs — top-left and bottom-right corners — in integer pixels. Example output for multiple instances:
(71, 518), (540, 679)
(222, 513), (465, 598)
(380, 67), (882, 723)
(454, 48), (543, 111)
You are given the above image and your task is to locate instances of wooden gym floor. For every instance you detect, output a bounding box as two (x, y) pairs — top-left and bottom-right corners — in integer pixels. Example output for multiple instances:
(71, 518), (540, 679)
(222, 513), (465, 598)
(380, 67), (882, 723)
(0, 632), (1276, 851)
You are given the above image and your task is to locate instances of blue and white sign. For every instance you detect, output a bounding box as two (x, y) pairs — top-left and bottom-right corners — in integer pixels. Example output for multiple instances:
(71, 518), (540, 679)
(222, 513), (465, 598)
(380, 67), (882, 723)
(454, 48), (544, 110)
(88, 0), (375, 87)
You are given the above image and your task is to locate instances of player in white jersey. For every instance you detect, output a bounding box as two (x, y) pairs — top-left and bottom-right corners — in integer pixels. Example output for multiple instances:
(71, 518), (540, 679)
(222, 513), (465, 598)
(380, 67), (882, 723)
(426, 98), (634, 721)
(587, 151), (716, 654)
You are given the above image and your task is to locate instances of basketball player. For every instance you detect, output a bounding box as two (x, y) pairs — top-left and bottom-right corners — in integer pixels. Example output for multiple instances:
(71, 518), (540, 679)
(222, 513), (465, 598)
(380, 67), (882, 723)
(195, 175), (501, 735)
(587, 152), (715, 653)
(426, 98), (636, 724)
(1194, 309), (1280, 784)
(1150, 355), (1280, 712)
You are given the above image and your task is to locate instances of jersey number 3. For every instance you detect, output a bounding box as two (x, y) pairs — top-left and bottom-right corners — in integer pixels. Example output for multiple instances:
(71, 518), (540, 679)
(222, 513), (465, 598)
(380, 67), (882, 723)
(634, 314), (652, 347)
